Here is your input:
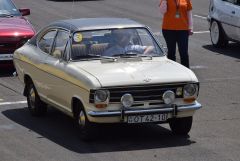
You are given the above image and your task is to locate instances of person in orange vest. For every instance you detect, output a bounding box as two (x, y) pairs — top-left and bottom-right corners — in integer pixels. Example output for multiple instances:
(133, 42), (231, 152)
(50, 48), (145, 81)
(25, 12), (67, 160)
(159, 0), (193, 68)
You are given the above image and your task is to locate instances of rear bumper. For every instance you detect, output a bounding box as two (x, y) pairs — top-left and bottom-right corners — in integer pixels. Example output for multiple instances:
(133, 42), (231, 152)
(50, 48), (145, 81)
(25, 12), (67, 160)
(88, 102), (202, 118)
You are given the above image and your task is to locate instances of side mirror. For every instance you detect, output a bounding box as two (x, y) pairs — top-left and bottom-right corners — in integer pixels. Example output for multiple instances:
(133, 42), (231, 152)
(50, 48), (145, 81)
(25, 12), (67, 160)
(19, 8), (30, 16)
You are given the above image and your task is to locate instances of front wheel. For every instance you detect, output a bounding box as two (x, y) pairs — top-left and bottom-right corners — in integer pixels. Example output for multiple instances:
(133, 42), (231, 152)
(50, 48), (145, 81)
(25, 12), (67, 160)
(210, 20), (228, 48)
(26, 82), (47, 116)
(74, 104), (97, 141)
(169, 116), (193, 135)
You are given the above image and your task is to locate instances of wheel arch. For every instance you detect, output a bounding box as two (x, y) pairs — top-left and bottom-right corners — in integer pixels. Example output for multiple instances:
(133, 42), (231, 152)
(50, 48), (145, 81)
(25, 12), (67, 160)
(71, 96), (85, 119)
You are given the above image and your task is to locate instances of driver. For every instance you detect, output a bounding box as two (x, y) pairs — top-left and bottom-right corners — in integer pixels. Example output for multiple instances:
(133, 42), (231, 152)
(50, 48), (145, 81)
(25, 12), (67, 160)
(103, 29), (153, 56)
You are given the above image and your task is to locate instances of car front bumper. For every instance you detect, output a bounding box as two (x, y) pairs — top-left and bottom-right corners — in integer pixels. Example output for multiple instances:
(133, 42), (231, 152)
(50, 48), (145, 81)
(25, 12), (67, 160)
(87, 102), (202, 123)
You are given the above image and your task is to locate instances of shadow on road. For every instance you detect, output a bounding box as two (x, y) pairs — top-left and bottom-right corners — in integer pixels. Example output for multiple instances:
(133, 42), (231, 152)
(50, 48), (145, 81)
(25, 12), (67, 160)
(202, 43), (240, 60)
(2, 107), (195, 153)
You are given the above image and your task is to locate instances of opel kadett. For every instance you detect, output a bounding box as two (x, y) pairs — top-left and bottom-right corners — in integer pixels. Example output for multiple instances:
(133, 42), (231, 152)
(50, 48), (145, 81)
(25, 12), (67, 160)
(13, 18), (202, 140)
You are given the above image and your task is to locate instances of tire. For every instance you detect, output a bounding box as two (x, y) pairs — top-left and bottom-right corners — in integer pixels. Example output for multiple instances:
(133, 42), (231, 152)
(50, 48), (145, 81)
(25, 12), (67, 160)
(210, 20), (228, 48)
(26, 81), (47, 116)
(169, 116), (193, 135)
(74, 102), (97, 141)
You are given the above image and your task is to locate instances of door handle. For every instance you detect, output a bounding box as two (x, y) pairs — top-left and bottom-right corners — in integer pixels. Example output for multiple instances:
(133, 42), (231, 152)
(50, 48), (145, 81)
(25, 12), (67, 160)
(232, 11), (235, 14)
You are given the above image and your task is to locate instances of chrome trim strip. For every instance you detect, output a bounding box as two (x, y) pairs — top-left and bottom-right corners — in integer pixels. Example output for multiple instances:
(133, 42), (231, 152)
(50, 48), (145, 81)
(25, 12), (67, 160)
(88, 102), (202, 117)
(0, 54), (13, 61)
(178, 102), (202, 111)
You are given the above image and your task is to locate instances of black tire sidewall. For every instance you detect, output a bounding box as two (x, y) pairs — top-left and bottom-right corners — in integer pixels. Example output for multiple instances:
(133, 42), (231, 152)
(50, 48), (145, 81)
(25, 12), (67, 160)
(75, 104), (97, 141)
(26, 82), (46, 116)
(169, 116), (193, 135)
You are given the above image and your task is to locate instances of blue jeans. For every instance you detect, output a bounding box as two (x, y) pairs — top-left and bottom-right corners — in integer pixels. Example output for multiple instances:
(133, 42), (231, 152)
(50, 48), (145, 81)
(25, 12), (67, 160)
(162, 30), (189, 68)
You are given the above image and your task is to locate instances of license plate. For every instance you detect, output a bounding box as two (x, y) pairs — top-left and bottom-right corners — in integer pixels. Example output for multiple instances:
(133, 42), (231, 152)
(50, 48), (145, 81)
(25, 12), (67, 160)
(127, 113), (168, 124)
(0, 54), (13, 61)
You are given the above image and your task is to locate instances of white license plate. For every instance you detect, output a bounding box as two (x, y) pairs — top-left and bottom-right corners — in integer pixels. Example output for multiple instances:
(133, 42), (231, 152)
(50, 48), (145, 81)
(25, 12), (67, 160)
(127, 113), (168, 124)
(0, 54), (13, 61)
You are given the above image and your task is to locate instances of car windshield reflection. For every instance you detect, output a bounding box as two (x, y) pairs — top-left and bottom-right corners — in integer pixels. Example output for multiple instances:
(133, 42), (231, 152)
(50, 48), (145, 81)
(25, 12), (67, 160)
(71, 28), (164, 61)
(0, 0), (21, 17)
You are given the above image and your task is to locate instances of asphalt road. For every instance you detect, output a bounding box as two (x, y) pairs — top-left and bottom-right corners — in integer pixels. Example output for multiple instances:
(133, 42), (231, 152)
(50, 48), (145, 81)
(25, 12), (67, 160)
(0, 0), (240, 161)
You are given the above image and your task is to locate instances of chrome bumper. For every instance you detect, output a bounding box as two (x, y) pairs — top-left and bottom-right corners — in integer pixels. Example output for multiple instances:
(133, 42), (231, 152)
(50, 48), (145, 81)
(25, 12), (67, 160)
(0, 54), (13, 61)
(88, 102), (202, 117)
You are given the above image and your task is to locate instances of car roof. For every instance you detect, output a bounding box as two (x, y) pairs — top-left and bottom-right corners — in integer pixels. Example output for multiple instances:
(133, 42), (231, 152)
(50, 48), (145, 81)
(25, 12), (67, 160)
(48, 18), (146, 32)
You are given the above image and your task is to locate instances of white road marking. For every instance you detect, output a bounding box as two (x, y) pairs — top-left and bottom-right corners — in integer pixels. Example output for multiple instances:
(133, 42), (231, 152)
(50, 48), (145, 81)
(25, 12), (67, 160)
(193, 31), (210, 34)
(0, 125), (15, 130)
(190, 65), (208, 69)
(0, 100), (27, 106)
(204, 77), (240, 82)
(154, 30), (210, 36)
(194, 14), (207, 20)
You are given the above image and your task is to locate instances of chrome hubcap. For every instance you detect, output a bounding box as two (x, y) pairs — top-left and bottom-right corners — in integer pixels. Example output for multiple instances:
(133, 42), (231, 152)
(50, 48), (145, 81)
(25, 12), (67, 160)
(211, 21), (219, 45)
(29, 88), (36, 109)
(78, 111), (86, 127)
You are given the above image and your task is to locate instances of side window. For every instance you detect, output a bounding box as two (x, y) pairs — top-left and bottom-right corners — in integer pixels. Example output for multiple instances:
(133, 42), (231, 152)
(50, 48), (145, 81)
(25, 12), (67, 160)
(51, 30), (69, 59)
(38, 30), (57, 54)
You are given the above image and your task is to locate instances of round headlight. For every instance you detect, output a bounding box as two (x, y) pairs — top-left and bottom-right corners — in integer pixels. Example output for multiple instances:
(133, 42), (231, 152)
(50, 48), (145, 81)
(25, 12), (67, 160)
(94, 90), (109, 103)
(162, 90), (175, 104)
(184, 84), (198, 97)
(121, 94), (134, 108)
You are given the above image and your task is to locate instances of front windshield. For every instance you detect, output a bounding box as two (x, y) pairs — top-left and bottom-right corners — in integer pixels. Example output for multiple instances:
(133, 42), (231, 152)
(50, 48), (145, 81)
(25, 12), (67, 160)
(0, 0), (20, 17)
(71, 28), (164, 60)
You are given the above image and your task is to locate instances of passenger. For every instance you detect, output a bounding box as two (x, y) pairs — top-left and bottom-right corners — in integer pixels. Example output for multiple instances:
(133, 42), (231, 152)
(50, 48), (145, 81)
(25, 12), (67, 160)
(103, 29), (153, 56)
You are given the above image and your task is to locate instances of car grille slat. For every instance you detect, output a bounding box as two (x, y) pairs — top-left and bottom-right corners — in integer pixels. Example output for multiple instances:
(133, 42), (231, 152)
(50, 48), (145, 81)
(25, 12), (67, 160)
(89, 83), (186, 103)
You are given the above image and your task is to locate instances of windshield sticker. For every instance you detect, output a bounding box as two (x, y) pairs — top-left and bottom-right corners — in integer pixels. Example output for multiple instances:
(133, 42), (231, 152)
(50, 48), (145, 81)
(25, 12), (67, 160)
(73, 33), (83, 43)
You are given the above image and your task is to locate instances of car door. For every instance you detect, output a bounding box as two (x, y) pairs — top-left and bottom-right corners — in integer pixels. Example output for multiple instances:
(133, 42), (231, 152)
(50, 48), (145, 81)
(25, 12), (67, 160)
(41, 29), (72, 111)
(35, 29), (58, 98)
(220, 0), (239, 40)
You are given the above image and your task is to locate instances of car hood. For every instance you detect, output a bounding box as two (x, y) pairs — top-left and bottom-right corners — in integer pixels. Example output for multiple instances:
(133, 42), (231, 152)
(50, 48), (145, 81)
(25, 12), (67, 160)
(0, 17), (35, 37)
(72, 58), (198, 87)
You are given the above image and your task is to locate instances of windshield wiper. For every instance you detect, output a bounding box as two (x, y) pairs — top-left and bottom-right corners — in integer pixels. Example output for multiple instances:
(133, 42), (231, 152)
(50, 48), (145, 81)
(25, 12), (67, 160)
(112, 53), (138, 58)
(0, 13), (14, 17)
(72, 54), (116, 61)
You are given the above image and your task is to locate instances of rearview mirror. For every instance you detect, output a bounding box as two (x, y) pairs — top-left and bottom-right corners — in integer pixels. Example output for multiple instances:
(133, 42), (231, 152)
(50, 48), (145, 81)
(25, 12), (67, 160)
(19, 8), (30, 16)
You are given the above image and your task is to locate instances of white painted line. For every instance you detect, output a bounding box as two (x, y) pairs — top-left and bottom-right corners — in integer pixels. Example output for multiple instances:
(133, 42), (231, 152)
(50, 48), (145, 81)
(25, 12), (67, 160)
(190, 65), (208, 69)
(0, 124), (15, 130)
(194, 14), (207, 20)
(154, 32), (161, 36)
(154, 31), (210, 35)
(193, 31), (210, 34)
(0, 100), (27, 106)
(204, 77), (240, 81)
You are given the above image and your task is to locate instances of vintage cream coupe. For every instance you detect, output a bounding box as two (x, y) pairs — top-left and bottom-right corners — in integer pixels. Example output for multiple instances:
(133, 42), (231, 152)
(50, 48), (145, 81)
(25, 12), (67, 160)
(13, 18), (202, 140)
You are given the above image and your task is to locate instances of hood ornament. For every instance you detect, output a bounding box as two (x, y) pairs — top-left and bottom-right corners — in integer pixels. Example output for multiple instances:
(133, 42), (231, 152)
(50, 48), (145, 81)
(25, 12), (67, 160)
(143, 78), (151, 83)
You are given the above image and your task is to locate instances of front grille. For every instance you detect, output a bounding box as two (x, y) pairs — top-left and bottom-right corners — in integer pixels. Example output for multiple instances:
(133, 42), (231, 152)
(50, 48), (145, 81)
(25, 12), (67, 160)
(0, 43), (17, 54)
(90, 83), (186, 103)
(0, 37), (30, 54)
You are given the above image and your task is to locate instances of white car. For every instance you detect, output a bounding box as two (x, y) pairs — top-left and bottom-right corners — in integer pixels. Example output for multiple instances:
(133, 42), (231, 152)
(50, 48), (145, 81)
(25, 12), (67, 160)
(208, 0), (240, 47)
(13, 18), (202, 140)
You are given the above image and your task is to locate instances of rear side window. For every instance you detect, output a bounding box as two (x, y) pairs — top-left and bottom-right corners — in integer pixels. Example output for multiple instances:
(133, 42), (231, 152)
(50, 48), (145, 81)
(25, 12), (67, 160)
(51, 30), (69, 59)
(38, 30), (57, 54)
